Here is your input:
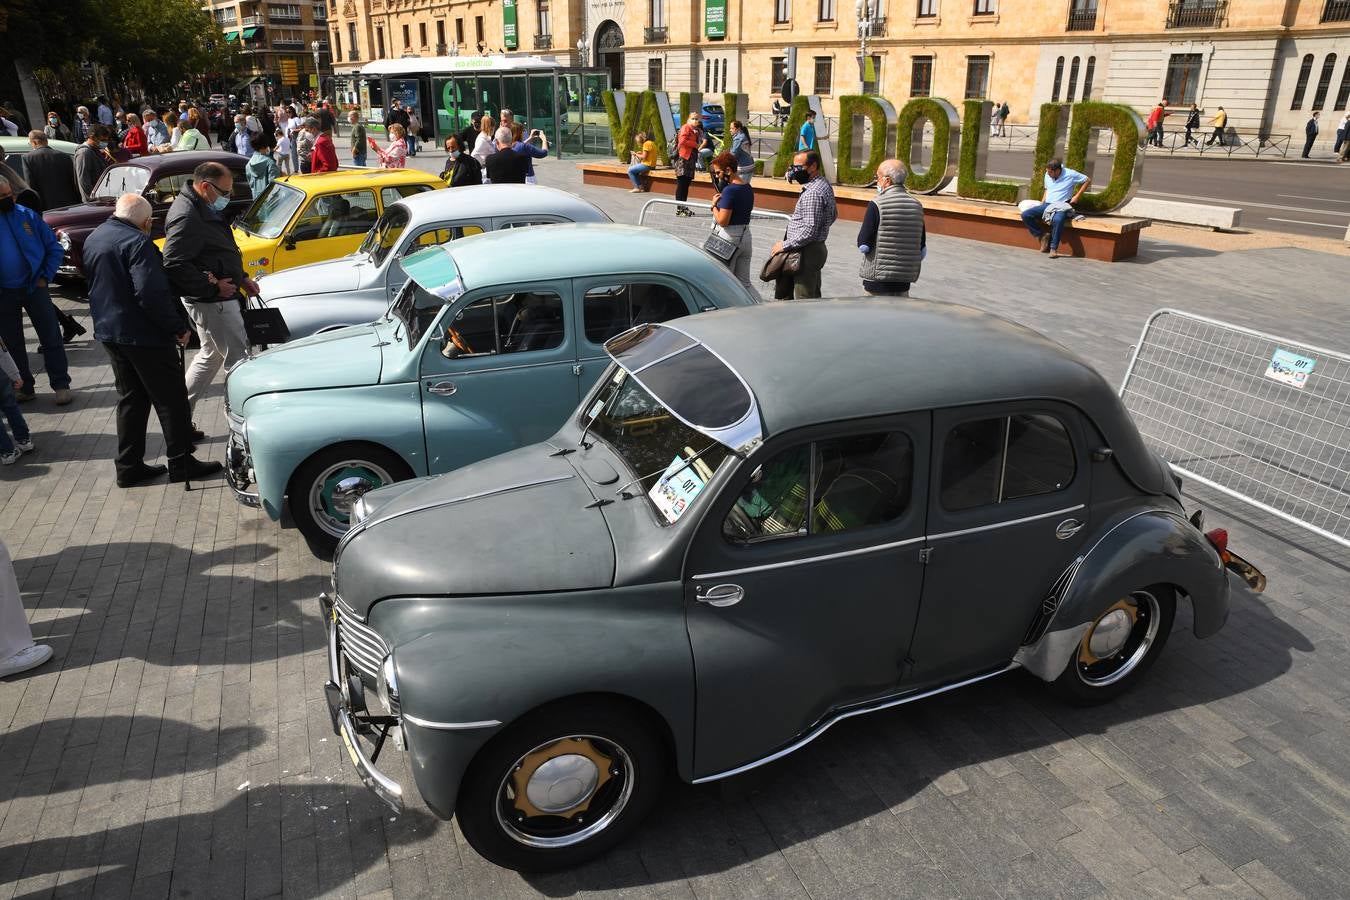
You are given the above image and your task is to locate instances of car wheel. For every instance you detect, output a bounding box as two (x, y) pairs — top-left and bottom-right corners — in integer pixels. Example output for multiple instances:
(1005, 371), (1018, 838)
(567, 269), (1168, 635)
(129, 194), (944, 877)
(289, 443), (412, 556)
(1051, 585), (1176, 705)
(456, 702), (667, 871)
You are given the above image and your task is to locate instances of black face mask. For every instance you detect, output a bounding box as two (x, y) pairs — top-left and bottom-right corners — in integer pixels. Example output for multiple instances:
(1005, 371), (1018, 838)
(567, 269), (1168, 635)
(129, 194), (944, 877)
(0, 196), (14, 214)
(711, 173), (727, 192)
(786, 165), (811, 185)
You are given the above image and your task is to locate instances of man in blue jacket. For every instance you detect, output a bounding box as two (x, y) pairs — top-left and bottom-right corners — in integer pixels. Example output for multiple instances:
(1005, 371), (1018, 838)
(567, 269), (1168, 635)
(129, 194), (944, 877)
(0, 175), (72, 404)
(84, 194), (223, 487)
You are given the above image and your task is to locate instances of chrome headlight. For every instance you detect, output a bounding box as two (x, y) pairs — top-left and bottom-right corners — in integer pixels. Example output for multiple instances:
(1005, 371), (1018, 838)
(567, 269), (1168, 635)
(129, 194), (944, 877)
(351, 494), (371, 525)
(377, 654), (398, 715)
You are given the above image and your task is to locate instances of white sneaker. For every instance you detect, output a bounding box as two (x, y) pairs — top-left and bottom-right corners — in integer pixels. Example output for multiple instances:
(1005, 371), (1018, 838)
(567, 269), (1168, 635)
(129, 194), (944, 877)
(0, 644), (53, 677)
(0, 449), (19, 465)
(15, 438), (33, 453)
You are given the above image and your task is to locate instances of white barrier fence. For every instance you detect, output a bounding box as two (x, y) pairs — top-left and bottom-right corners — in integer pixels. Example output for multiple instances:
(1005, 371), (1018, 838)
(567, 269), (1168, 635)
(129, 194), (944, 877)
(637, 198), (790, 300)
(1119, 309), (1350, 549)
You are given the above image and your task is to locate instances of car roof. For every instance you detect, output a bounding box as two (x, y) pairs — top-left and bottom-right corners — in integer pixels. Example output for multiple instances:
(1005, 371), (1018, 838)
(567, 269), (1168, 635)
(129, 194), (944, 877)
(2, 136), (80, 155)
(109, 150), (248, 174)
(393, 184), (610, 225)
(273, 168), (440, 192)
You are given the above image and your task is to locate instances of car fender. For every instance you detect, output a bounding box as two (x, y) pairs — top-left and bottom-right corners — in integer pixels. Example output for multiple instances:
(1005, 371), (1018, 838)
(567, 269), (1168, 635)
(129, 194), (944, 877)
(1015, 509), (1229, 682)
(241, 383), (426, 519)
(369, 586), (695, 819)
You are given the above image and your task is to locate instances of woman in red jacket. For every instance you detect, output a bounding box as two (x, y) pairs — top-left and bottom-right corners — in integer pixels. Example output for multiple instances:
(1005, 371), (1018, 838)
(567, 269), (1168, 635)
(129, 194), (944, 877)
(121, 113), (147, 157)
(310, 124), (339, 173)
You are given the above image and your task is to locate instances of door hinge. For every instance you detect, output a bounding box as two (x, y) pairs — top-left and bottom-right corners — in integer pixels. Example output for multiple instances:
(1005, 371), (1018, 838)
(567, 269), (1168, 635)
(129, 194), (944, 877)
(918, 547), (932, 564)
(572, 364), (583, 376)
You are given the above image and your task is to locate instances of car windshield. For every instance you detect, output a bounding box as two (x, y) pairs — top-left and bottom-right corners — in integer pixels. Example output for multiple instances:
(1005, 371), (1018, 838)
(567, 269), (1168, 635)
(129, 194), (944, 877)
(584, 369), (732, 525)
(359, 205), (409, 266)
(92, 166), (150, 200)
(239, 182), (304, 238)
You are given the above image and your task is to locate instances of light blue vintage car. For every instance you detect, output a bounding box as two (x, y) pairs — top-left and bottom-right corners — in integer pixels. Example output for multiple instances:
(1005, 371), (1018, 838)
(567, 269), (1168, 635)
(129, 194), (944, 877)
(224, 223), (761, 553)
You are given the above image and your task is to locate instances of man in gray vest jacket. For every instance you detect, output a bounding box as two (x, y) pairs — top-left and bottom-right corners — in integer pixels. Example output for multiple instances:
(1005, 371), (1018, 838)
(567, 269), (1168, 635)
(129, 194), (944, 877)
(857, 159), (925, 296)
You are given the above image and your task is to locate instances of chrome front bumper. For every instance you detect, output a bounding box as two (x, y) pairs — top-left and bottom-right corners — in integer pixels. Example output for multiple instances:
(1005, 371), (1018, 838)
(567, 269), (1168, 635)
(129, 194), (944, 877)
(321, 591), (404, 812)
(225, 414), (261, 508)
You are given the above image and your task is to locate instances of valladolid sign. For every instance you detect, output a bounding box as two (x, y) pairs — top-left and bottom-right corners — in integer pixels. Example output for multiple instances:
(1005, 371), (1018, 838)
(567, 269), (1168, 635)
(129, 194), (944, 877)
(602, 90), (1146, 214)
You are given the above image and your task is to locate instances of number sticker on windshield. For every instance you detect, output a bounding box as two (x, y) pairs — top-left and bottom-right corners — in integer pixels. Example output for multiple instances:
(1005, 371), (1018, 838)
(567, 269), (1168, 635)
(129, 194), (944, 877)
(649, 455), (706, 524)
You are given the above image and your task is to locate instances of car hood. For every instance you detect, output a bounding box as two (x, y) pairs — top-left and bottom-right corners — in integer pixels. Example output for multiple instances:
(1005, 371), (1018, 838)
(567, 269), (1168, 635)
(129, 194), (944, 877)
(43, 199), (115, 230)
(335, 444), (615, 617)
(257, 253), (379, 301)
(226, 324), (385, 409)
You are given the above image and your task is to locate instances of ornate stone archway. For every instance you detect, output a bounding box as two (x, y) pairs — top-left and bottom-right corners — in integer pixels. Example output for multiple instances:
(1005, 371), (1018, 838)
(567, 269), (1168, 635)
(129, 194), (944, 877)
(595, 20), (624, 90)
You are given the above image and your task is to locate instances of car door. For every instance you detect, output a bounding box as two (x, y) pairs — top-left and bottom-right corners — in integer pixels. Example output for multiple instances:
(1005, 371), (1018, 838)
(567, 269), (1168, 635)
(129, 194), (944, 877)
(907, 401), (1091, 687)
(419, 282), (581, 474)
(574, 277), (702, 398)
(271, 189), (379, 270)
(683, 415), (930, 778)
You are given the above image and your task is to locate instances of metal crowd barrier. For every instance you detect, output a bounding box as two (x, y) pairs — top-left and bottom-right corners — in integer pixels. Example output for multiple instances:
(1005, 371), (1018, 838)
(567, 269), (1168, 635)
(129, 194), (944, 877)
(1119, 309), (1350, 549)
(637, 197), (790, 300)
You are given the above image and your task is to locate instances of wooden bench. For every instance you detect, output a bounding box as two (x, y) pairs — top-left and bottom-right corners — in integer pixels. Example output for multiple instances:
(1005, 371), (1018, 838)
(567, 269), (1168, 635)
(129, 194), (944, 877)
(580, 162), (1152, 262)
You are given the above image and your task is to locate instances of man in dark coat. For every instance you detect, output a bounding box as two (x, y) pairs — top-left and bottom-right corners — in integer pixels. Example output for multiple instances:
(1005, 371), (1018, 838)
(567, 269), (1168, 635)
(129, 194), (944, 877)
(84, 193), (222, 486)
(485, 126), (529, 184)
(22, 131), (80, 211)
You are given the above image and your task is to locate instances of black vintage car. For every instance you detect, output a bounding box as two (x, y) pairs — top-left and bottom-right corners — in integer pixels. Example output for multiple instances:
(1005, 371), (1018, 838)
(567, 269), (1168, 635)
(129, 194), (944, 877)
(43, 150), (252, 279)
(322, 300), (1265, 871)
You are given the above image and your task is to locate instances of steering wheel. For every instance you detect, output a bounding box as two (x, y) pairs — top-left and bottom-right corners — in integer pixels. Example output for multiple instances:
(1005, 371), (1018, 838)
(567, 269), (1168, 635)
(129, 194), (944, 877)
(448, 327), (473, 355)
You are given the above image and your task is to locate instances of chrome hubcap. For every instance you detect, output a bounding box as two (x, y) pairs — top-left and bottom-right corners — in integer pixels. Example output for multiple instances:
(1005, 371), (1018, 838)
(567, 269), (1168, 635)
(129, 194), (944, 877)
(496, 734), (635, 849)
(1086, 608), (1132, 659)
(525, 753), (600, 813)
(1077, 591), (1162, 687)
(310, 460), (394, 537)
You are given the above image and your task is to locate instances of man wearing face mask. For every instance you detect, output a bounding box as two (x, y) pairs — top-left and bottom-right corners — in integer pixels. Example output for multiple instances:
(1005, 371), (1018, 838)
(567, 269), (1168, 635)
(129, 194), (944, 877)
(162, 162), (259, 442)
(74, 125), (114, 202)
(71, 106), (91, 144)
(771, 149), (837, 299)
(232, 114), (252, 155)
(856, 159), (925, 297)
(85, 194), (221, 486)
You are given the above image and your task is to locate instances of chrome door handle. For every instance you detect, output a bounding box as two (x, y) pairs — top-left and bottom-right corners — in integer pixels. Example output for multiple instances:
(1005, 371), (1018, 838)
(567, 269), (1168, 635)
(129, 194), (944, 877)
(1055, 518), (1085, 540)
(696, 583), (744, 607)
(427, 381), (457, 396)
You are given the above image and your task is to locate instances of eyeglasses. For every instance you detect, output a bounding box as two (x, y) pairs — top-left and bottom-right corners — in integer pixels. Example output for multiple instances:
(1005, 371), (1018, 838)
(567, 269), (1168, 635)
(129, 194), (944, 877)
(204, 180), (231, 195)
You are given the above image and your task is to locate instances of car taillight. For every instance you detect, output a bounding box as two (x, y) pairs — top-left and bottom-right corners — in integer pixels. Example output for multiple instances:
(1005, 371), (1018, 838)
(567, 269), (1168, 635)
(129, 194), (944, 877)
(1205, 528), (1231, 564)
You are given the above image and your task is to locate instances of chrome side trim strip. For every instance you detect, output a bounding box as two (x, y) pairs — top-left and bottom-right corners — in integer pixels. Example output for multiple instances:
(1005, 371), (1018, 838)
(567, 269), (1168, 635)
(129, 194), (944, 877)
(401, 713), (503, 731)
(692, 664), (1019, 784)
(693, 535), (925, 580)
(928, 504), (1086, 542)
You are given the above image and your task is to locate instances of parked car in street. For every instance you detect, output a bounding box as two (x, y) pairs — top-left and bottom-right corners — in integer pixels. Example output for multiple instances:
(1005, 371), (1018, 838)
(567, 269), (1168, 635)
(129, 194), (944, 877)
(700, 102), (725, 134)
(223, 224), (762, 552)
(43, 150), (251, 278)
(252, 184), (612, 340)
(233, 168), (443, 278)
(318, 299), (1264, 871)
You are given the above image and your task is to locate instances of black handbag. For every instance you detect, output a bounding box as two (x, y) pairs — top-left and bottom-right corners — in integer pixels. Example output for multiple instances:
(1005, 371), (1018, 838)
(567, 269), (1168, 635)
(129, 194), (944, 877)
(241, 301), (291, 347)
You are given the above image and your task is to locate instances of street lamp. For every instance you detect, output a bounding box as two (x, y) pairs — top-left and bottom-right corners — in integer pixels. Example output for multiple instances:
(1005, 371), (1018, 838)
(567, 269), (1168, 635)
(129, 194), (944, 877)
(311, 39), (324, 99)
(856, 0), (874, 95)
(576, 36), (589, 67)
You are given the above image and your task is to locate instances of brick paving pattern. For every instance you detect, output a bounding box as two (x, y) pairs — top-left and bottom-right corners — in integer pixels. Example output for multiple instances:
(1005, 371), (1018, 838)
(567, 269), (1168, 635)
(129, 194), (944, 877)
(3, 154), (1350, 898)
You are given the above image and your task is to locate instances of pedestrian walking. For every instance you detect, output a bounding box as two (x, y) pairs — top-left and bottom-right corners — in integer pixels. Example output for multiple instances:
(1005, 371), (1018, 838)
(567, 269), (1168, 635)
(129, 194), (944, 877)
(857, 159), (925, 297)
(707, 152), (754, 289)
(74, 125), (114, 202)
(246, 133), (280, 198)
(673, 112), (702, 216)
(97, 96), (115, 127)
(279, 105), (301, 172)
(368, 123), (408, 169)
(1303, 111), (1319, 158)
(458, 111), (483, 155)
(1185, 104), (1201, 147)
(406, 107), (421, 157)
(627, 131), (657, 191)
(122, 113), (147, 157)
(0, 537), (53, 678)
(71, 106), (92, 144)
(1020, 157), (1091, 259)
(729, 119), (755, 183)
(798, 109), (818, 151)
(992, 101), (1005, 138)
(771, 149), (836, 299)
(275, 128), (292, 174)
(1146, 101), (1167, 148)
(0, 175), (73, 404)
(440, 135), (482, 187)
(472, 115), (497, 175)
(1337, 112), (1350, 155)
(296, 118), (317, 173)
(143, 110), (170, 151)
(85, 194), (222, 486)
(1205, 107), (1227, 146)
(43, 111), (72, 142)
(485, 127), (529, 184)
(161, 161), (258, 429)
(348, 110), (367, 167)
(509, 122), (548, 184)
(999, 101), (1011, 136)
(231, 114), (252, 155)
(0, 338), (34, 464)
(23, 132), (80, 211)
(311, 123), (339, 173)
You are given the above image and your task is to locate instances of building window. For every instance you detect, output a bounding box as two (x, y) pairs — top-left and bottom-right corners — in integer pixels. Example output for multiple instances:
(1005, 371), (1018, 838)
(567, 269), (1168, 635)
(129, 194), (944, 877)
(376, 26), (385, 58)
(475, 15), (485, 46)
(1082, 55), (1096, 99)
(917, 0), (938, 16)
(436, 20), (445, 48)
(348, 22), (357, 56)
(863, 53), (882, 93)
(964, 55), (990, 99)
(1334, 62), (1350, 109)
(911, 56), (933, 96)
(973, 0), (995, 13)
(651, 0), (666, 28)
(419, 22), (427, 47)
(721, 59), (729, 92)
(771, 56), (788, 93)
(775, 0), (791, 23)
(1163, 52), (1203, 105)
(1292, 54), (1315, 109)
(1066, 0), (1097, 30)
(1065, 56), (1080, 101)
(1313, 54), (1338, 109)
(819, 0), (836, 21)
(402, 24), (410, 51)
(649, 58), (663, 89)
(333, 31), (341, 59)
(456, 18), (464, 45)
(814, 56), (833, 94)
(538, 0), (550, 36)
(1051, 56), (1064, 101)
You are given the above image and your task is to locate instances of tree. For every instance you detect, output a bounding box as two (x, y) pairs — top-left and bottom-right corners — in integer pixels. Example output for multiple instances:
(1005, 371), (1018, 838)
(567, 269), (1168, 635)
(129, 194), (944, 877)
(91, 0), (242, 97)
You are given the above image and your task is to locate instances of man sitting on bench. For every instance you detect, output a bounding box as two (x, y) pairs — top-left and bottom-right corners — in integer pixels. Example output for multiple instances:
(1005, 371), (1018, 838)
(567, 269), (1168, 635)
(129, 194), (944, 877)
(1020, 157), (1090, 260)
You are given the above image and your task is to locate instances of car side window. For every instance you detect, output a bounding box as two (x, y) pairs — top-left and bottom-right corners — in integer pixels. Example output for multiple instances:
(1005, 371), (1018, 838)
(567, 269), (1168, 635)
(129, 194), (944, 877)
(723, 432), (914, 543)
(381, 184), (431, 207)
(941, 414), (1075, 511)
(408, 224), (485, 252)
(150, 173), (191, 206)
(291, 190), (378, 241)
(583, 283), (693, 345)
(441, 292), (566, 359)
(500, 218), (561, 229)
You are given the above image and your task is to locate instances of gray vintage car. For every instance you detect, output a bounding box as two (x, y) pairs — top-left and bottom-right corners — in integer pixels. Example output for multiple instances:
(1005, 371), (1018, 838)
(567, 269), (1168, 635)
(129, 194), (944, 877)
(320, 300), (1264, 871)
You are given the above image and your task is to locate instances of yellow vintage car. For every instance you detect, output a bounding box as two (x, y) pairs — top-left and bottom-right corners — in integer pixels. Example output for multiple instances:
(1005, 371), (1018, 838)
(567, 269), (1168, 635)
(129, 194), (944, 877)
(232, 169), (443, 277)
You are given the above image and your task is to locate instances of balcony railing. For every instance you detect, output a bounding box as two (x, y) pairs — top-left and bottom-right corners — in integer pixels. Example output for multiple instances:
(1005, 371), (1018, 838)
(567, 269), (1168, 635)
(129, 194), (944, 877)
(241, 15), (265, 26)
(534, 33), (552, 49)
(1324, 0), (1350, 21)
(270, 11), (303, 22)
(1065, 4), (1097, 29)
(273, 38), (305, 49)
(643, 25), (668, 43)
(1166, 0), (1225, 28)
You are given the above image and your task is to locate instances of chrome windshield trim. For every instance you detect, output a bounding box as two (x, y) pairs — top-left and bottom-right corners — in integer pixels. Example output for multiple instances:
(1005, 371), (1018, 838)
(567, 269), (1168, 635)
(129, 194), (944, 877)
(692, 664), (1019, 784)
(693, 535), (925, 580)
(401, 713), (503, 730)
(928, 504), (1086, 542)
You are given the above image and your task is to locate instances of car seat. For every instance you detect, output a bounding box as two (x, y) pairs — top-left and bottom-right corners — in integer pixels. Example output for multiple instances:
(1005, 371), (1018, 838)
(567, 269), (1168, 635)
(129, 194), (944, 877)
(318, 197), (351, 238)
(504, 295), (563, 353)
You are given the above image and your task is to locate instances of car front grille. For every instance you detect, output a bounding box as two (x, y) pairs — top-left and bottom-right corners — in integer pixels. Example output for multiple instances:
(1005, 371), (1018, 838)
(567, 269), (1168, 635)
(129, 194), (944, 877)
(334, 595), (389, 682)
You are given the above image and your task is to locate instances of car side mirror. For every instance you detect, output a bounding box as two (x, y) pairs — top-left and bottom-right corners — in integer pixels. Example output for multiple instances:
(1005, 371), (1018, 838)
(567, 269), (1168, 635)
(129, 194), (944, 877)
(283, 233), (297, 250)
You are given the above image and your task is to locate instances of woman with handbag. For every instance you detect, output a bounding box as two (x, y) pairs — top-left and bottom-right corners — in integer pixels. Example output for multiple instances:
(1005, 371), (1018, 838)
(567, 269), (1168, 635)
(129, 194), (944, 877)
(706, 152), (754, 289)
(673, 113), (702, 216)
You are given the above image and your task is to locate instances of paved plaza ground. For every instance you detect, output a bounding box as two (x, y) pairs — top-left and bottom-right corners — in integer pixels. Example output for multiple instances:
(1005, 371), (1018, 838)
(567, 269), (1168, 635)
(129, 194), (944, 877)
(4, 153), (1350, 898)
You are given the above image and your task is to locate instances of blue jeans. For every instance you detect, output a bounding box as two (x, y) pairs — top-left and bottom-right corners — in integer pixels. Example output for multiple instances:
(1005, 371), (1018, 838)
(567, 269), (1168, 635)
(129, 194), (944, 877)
(627, 163), (652, 187)
(408, 134), (418, 156)
(1021, 204), (1070, 251)
(0, 380), (29, 452)
(0, 285), (71, 392)
(353, 151), (367, 167)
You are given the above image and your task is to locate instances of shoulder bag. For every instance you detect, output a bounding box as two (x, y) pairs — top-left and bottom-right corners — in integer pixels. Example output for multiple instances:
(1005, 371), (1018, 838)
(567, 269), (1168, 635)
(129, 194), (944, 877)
(760, 247), (801, 282)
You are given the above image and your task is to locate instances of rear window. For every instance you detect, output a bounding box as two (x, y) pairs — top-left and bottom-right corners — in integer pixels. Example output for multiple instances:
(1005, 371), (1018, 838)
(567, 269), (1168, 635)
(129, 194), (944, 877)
(941, 413), (1076, 511)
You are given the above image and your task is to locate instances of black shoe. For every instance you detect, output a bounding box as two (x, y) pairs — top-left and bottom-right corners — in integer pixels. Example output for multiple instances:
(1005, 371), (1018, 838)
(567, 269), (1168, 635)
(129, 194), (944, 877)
(62, 317), (87, 343)
(169, 454), (223, 483)
(117, 463), (168, 488)
(191, 424), (206, 443)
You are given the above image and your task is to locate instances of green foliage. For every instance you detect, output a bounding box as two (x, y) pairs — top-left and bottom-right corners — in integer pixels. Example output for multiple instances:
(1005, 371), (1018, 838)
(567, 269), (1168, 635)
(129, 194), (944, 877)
(1031, 103), (1071, 198)
(957, 100), (1022, 204)
(771, 94), (817, 177)
(636, 92), (673, 165)
(1065, 101), (1145, 213)
(896, 97), (957, 194)
(602, 90), (644, 162)
(836, 95), (892, 186)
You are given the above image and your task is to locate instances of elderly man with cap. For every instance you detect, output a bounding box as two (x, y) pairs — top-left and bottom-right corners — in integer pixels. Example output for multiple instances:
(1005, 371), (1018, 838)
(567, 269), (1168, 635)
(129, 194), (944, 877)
(85, 194), (223, 486)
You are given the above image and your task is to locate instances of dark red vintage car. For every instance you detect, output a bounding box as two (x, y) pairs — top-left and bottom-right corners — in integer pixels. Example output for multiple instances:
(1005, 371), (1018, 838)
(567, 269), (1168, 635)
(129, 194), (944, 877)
(44, 150), (252, 279)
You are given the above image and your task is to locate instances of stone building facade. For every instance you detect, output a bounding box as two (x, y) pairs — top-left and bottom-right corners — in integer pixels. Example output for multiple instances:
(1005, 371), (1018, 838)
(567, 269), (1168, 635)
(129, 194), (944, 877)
(207, 0), (332, 100)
